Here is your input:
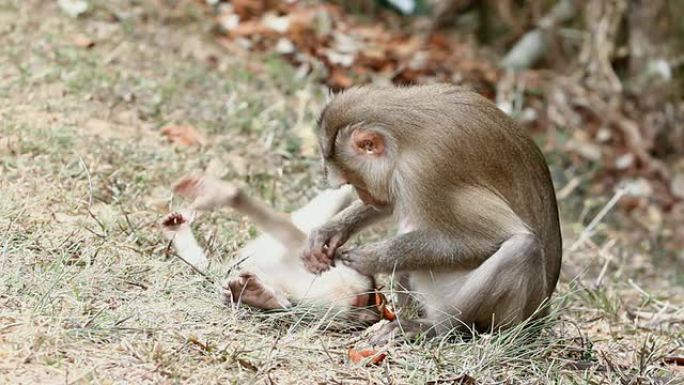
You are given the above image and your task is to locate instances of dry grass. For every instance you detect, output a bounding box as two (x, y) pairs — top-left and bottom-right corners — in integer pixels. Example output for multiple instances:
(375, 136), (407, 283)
(0, 1), (682, 384)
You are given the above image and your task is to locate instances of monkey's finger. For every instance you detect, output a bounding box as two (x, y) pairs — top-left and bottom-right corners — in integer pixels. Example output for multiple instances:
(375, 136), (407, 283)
(313, 249), (332, 268)
(309, 237), (328, 258)
(310, 261), (330, 275)
(321, 244), (336, 267)
(323, 235), (343, 259)
(302, 251), (330, 275)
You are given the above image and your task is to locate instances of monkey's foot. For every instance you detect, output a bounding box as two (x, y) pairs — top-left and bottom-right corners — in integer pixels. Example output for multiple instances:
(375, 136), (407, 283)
(173, 174), (241, 211)
(222, 272), (291, 310)
(369, 319), (433, 346)
(160, 211), (193, 238)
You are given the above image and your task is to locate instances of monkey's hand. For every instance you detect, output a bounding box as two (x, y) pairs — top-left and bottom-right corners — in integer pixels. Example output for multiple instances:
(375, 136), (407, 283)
(301, 225), (350, 274)
(337, 246), (376, 276)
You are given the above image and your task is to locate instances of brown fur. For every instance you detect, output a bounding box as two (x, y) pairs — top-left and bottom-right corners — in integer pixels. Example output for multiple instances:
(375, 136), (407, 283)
(304, 84), (562, 340)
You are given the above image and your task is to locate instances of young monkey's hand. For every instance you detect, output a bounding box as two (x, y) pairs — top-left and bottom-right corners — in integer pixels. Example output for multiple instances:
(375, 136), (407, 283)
(301, 225), (349, 274)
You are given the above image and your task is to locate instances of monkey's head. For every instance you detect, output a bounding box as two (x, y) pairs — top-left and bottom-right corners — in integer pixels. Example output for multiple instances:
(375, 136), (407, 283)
(319, 123), (394, 208)
(316, 84), (481, 208)
(316, 88), (398, 209)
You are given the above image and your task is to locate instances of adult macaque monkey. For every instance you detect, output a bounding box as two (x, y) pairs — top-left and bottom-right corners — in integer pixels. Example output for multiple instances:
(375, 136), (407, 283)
(302, 84), (562, 343)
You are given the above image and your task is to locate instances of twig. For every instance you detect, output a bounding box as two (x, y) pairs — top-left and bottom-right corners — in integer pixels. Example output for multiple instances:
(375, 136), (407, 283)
(569, 187), (626, 252)
(557, 177), (581, 201)
(83, 307), (106, 328)
(628, 279), (669, 308)
(78, 156), (94, 209)
(501, 0), (578, 70)
(593, 239), (616, 288)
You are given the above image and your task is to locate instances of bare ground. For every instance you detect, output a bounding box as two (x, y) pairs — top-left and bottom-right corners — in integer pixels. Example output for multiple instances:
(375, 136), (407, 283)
(0, 1), (682, 384)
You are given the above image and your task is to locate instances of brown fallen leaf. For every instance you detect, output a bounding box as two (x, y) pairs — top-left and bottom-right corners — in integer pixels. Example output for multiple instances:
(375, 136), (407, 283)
(229, 19), (277, 38)
(237, 358), (259, 372)
(327, 67), (353, 90)
(72, 34), (95, 48)
(664, 356), (684, 366)
(348, 348), (386, 366)
(373, 291), (396, 321)
(231, 0), (268, 20)
(161, 125), (205, 147)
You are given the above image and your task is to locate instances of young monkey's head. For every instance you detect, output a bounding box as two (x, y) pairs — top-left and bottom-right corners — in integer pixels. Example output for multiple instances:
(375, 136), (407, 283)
(317, 90), (396, 209)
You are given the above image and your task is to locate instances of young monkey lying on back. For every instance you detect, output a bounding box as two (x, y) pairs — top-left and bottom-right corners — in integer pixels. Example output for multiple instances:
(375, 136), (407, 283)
(161, 174), (379, 322)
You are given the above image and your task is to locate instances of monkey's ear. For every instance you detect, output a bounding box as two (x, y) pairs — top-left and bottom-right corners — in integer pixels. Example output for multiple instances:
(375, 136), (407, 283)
(351, 130), (385, 156)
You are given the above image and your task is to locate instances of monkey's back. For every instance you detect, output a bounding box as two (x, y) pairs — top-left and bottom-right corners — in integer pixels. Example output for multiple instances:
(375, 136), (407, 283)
(443, 88), (563, 298)
(436, 87), (562, 297)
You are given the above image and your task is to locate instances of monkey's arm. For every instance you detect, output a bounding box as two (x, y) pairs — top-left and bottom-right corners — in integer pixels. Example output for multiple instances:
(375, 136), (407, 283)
(337, 230), (519, 274)
(302, 200), (391, 274)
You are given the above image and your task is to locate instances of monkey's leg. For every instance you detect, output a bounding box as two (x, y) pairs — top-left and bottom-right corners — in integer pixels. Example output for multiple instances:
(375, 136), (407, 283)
(370, 233), (545, 344)
(222, 272), (292, 310)
(392, 272), (413, 310)
(173, 174), (305, 247)
(160, 211), (209, 270)
(445, 233), (546, 331)
(369, 318), (436, 346)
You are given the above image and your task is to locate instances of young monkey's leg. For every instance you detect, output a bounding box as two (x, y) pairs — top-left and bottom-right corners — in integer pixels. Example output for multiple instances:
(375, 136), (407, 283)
(173, 174), (306, 248)
(161, 211), (209, 270)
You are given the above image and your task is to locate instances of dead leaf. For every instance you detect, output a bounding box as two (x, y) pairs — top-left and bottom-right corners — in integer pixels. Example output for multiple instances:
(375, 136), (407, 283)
(664, 356), (684, 366)
(229, 20), (276, 38)
(348, 348), (386, 366)
(237, 358), (259, 372)
(161, 125), (205, 147)
(373, 291), (396, 321)
(232, 0), (271, 20)
(327, 67), (353, 90)
(72, 34), (95, 48)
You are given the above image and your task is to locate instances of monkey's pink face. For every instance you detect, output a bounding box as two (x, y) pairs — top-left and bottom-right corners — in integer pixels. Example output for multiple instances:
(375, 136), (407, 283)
(324, 128), (391, 208)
